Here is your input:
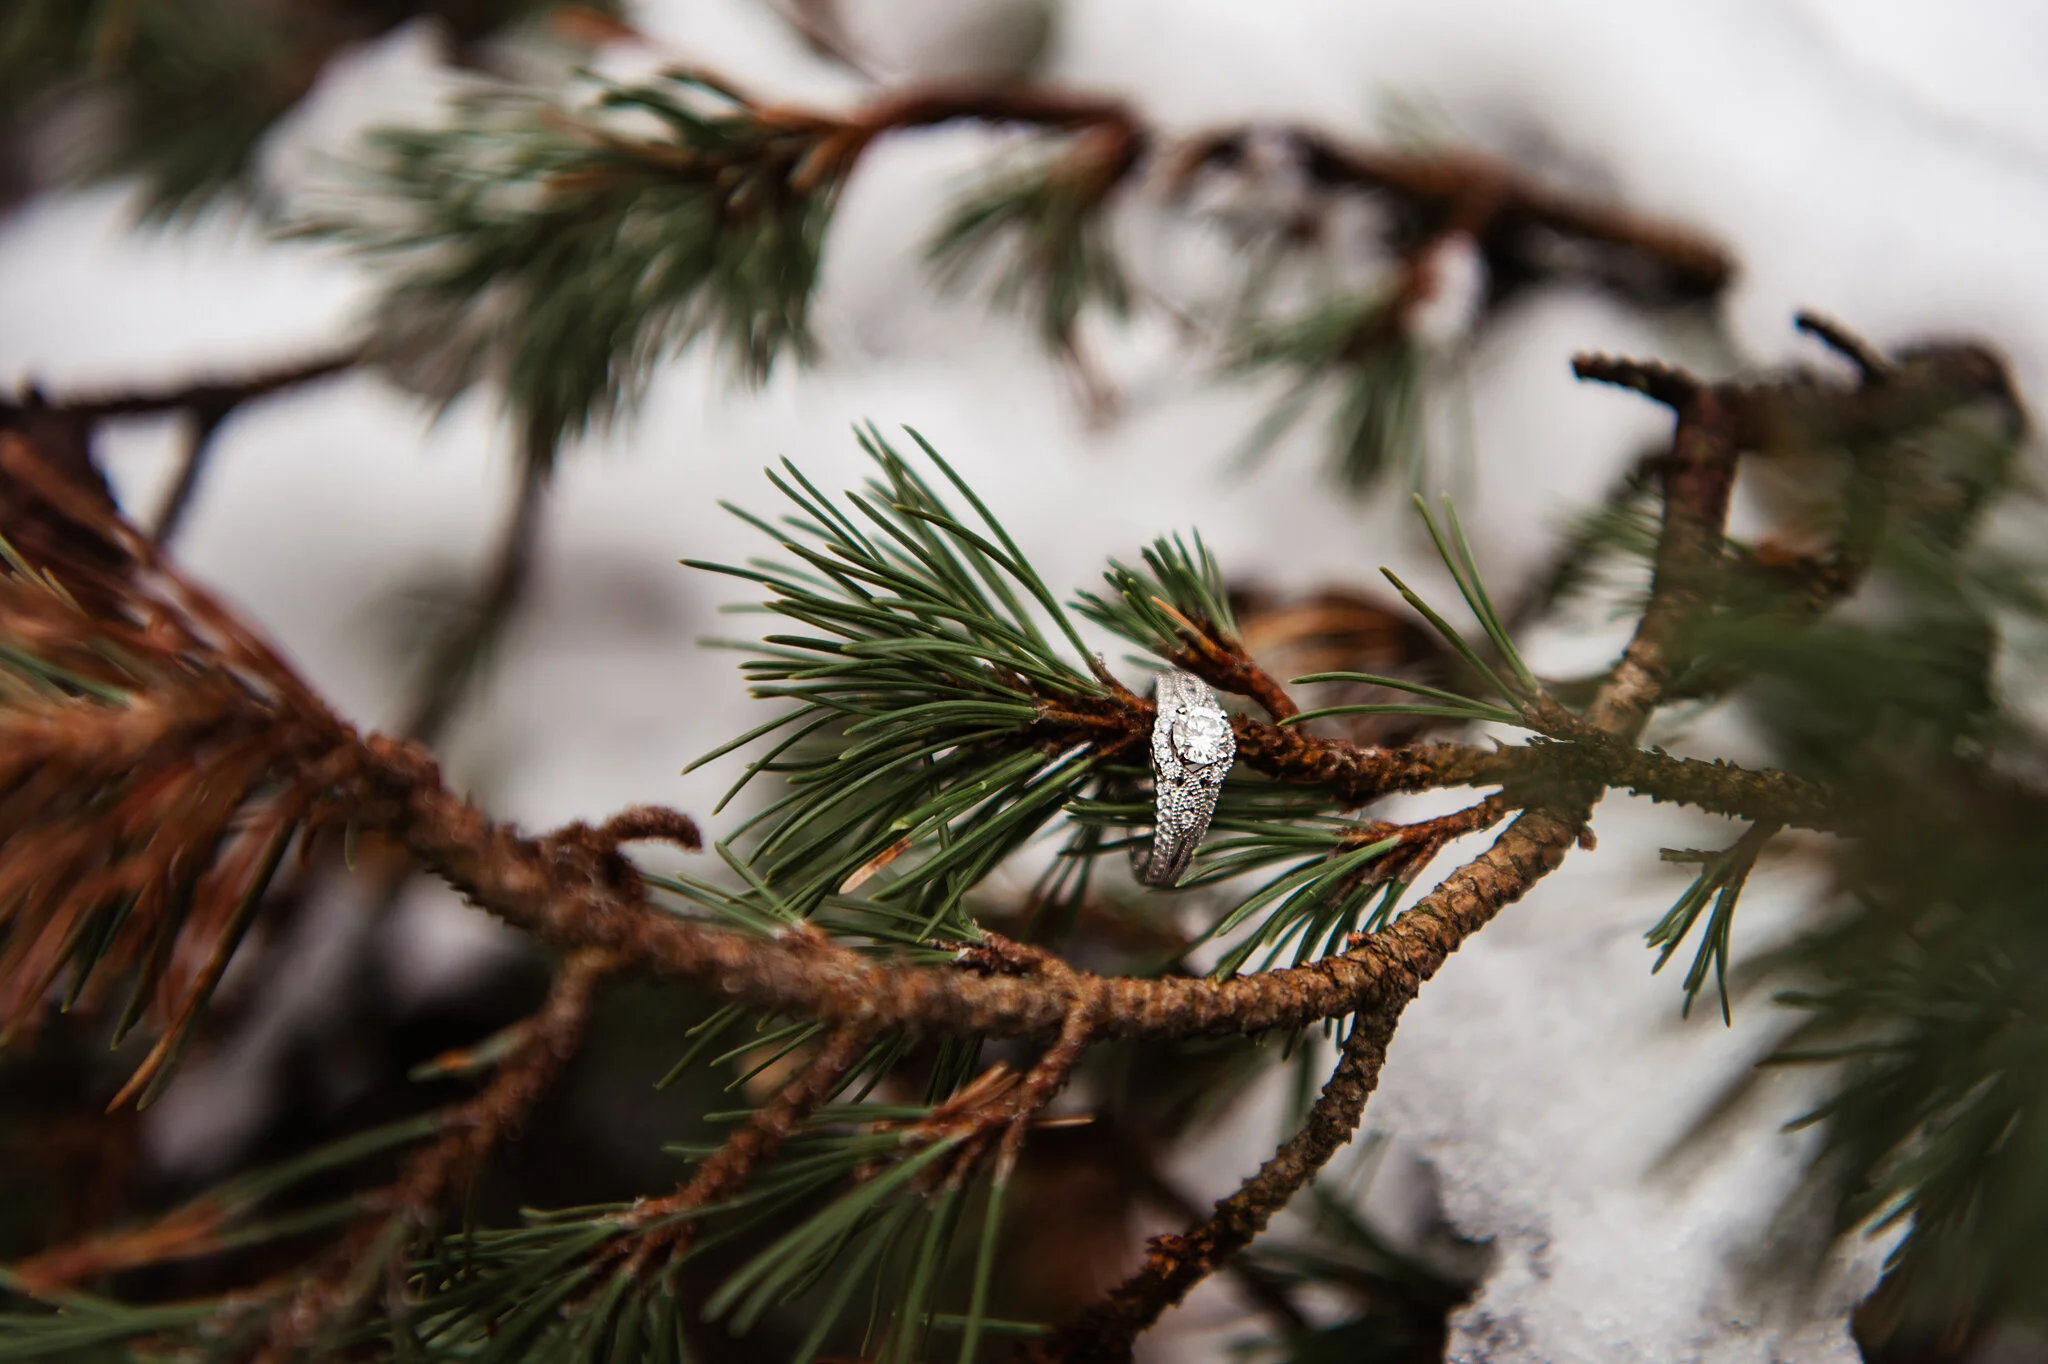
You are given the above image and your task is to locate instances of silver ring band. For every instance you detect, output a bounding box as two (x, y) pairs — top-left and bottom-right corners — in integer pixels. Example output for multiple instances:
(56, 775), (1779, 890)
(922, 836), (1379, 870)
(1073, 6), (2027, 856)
(1134, 669), (1236, 887)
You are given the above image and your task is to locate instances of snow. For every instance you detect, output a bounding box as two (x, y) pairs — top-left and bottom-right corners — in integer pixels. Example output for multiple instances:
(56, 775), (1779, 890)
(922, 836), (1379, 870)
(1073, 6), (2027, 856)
(3, 0), (2043, 1357)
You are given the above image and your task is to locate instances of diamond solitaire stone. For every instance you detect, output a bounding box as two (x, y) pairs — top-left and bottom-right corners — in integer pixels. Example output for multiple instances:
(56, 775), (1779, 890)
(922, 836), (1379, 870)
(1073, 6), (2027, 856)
(1174, 709), (1231, 765)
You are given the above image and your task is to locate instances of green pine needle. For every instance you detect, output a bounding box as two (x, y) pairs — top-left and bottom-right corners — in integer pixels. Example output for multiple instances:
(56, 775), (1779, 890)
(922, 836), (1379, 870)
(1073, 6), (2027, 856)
(928, 134), (1135, 350)
(1073, 531), (1240, 658)
(1645, 823), (1778, 1023)
(680, 430), (1111, 940)
(306, 69), (849, 456)
(1229, 291), (1429, 496)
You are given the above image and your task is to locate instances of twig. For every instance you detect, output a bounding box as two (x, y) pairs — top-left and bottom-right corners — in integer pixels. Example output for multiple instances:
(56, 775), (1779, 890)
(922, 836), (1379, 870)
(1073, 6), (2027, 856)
(1155, 607), (1301, 720)
(1023, 1007), (1406, 1361)
(150, 405), (230, 547)
(398, 435), (552, 743)
(1795, 311), (1894, 385)
(1571, 356), (1737, 736)
(8, 351), (359, 424)
(1340, 794), (1512, 891)
(1180, 129), (1733, 304)
(612, 1024), (868, 1269)
(252, 947), (615, 1360)
(1097, 1118), (1314, 1337)
(851, 86), (1140, 145)
(355, 728), (1841, 1046)
(7, 948), (613, 1307)
(994, 1002), (1095, 1182)
(655, 70), (1727, 323)
(366, 729), (1578, 1042)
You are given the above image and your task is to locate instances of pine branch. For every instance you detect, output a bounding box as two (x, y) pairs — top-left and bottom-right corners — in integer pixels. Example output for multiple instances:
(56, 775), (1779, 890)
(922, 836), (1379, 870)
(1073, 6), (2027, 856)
(314, 62), (1731, 490)
(1096, 1120), (1316, 1338)
(1, 1), (620, 217)
(0, 434), (369, 1104)
(1175, 129), (1732, 304)
(928, 122), (1142, 356)
(1025, 1006), (1404, 1361)
(0, 332), (1980, 1357)
(1570, 357), (1741, 738)
(1029, 334), (1757, 1354)
(251, 947), (615, 1360)
(612, 1024), (869, 1268)
(0, 419), (1844, 1107)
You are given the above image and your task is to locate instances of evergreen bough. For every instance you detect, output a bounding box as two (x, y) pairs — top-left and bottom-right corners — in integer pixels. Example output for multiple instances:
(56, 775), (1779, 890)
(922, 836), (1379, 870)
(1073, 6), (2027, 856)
(0, 7), (2042, 1363)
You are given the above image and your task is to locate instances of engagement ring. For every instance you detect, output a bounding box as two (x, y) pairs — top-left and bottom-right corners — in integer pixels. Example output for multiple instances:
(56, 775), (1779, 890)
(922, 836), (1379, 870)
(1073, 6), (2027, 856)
(1135, 669), (1236, 887)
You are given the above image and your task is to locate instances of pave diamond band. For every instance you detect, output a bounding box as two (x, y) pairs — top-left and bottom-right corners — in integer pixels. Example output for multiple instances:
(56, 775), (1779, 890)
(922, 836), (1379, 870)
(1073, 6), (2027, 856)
(1134, 669), (1236, 888)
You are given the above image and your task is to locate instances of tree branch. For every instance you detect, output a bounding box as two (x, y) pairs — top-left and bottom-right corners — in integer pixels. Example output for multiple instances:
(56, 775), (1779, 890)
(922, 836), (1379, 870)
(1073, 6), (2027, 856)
(612, 1024), (867, 1269)
(1182, 130), (1733, 303)
(7, 351), (360, 424)
(0, 324), (1934, 1360)
(1023, 1007), (1406, 1360)
(397, 428), (553, 743)
(251, 947), (614, 1360)
(367, 731), (1560, 1043)
(1028, 344), (1755, 1356)
(7, 948), (612, 1307)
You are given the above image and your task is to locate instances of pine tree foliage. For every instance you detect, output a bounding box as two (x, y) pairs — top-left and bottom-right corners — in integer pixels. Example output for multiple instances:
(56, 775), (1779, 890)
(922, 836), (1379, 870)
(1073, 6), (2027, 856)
(0, 0), (620, 219)
(3, 332), (2043, 1358)
(926, 127), (1138, 352)
(314, 69), (852, 457)
(0, 446), (359, 1109)
(1230, 291), (1430, 494)
(8, 11), (2048, 1363)
(296, 55), (1730, 490)
(680, 428), (1113, 943)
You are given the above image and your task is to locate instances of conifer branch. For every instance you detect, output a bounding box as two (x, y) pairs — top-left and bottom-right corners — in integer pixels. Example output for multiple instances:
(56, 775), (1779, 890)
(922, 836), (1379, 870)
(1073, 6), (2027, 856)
(0, 418), (1836, 1069)
(1175, 130), (1733, 303)
(250, 946), (615, 1361)
(0, 432), (369, 1098)
(6, 944), (611, 1345)
(316, 63), (1733, 488)
(0, 314), (2024, 1357)
(0, 418), (1838, 1100)
(1035, 335), (1758, 1353)
(1572, 362), (1741, 737)
(1024, 1006), (1406, 1361)
(612, 1024), (868, 1269)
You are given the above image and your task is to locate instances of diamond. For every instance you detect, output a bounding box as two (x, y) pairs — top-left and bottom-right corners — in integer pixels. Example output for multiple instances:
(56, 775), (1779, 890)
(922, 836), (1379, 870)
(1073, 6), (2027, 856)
(1175, 710), (1230, 765)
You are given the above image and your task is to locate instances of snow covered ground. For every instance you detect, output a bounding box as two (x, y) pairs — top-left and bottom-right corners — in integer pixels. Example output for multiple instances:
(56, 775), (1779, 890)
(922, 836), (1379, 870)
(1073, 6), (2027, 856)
(6, 1), (2048, 1358)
